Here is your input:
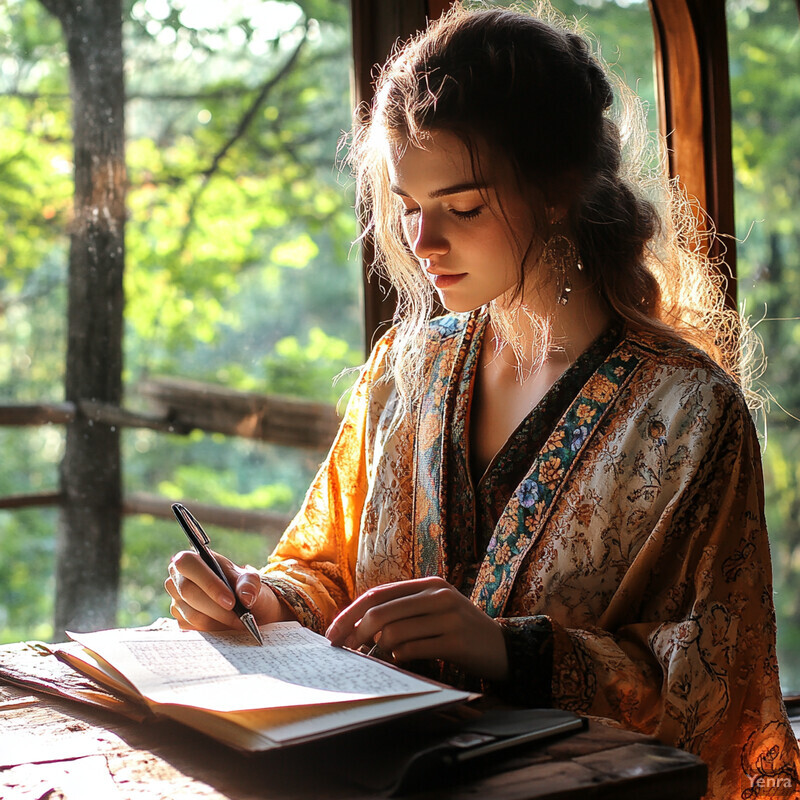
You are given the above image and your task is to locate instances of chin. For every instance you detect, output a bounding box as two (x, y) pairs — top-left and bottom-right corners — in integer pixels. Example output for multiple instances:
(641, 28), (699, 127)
(437, 295), (485, 315)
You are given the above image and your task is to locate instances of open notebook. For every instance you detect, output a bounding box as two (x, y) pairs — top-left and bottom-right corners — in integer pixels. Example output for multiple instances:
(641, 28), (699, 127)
(53, 619), (472, 752)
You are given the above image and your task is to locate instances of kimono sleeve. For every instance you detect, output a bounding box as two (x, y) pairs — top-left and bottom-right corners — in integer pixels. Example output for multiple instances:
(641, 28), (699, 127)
(259, 331), (395, 634)
(498, 391), (800, 799)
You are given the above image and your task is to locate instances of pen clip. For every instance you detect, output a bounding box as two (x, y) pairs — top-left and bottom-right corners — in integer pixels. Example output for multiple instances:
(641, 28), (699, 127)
(172, 503), (210, 547)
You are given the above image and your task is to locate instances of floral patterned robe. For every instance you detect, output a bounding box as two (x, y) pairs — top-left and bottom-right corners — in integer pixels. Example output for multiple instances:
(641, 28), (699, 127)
(262, 310), (800, 799)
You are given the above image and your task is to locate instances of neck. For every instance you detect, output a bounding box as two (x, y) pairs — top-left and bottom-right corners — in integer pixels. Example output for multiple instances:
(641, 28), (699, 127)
(488, 284), (612, 378)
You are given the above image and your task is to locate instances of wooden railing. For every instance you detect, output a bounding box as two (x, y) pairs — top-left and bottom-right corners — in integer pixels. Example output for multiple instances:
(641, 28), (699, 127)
(0, 377), (341, 534)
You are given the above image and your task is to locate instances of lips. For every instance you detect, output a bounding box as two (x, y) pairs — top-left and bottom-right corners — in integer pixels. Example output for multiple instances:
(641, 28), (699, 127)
(427, 270), (466, 289)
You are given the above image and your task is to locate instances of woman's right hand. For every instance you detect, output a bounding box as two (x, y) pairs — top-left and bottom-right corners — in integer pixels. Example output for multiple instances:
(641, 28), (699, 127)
(165, 551), (293, 632)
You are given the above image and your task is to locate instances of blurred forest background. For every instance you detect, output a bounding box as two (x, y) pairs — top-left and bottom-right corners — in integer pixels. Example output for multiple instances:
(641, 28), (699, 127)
(1, 0), (799, 688)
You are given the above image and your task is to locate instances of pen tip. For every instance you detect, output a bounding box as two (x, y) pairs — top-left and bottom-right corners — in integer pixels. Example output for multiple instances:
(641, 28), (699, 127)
(241, 612), (264, 646)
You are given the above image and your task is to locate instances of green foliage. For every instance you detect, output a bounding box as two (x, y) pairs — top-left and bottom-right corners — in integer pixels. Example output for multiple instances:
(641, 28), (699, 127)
(552, 0), (657, 127)
(0, 427), (62, 642)
(0, 2), (71, 298)
(119, 0), (361, 383)
(262, 327), (361, 403)
(157, 464), (295, 512)
(0, 508), (56, 642)
(729, 0), (800, 376)
(0, 97), (71, 292)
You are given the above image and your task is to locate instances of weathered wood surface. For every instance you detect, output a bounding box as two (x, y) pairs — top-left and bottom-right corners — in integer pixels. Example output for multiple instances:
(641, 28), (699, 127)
(0, 403), (76, 426)
(0, 490), (291, 536)
(650, 0), (736, 299)
(0, 491), (63, 510)
(138, 376), (340, 450)
(123, 492), (292, 537)
(79, 399), (192, 434)
(0, 681), (707, 800)
(0, 385), (339, 451)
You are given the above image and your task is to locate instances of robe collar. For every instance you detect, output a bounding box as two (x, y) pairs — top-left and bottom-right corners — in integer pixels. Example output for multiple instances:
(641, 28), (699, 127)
(411, 309), (641, 617)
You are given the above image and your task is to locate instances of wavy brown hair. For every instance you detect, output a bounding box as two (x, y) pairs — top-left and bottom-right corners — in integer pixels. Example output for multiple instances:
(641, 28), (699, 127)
(348, 2), (746, 407)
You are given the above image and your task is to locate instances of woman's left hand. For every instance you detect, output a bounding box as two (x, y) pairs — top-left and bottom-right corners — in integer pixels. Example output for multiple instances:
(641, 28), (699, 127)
(325, 577), (509, 682)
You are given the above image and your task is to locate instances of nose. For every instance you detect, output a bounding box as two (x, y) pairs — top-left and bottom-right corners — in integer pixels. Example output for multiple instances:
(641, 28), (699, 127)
(409, 213), (449, 261)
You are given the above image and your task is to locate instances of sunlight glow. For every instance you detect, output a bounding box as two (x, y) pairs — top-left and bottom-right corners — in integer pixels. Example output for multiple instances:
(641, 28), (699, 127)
(176, 0), (302, 39)
(143, 0), (170, 22)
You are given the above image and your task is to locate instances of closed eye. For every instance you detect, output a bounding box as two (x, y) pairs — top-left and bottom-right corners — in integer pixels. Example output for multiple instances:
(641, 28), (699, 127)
(451, 205), (484, 220)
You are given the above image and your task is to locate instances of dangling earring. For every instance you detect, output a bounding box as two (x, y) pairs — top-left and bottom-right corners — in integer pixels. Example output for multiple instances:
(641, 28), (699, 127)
(542, 230), (583, 306)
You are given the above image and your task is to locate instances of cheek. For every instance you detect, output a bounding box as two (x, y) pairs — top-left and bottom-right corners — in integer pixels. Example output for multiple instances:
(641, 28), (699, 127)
(489, 218), (536, 265)
(481, 223), (520, 263)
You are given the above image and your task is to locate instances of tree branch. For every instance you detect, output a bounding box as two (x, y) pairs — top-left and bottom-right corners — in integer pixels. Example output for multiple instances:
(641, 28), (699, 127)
(176, 25), (309, 256)
(1, 89), (271, 102)
(201, 33), (309, 180)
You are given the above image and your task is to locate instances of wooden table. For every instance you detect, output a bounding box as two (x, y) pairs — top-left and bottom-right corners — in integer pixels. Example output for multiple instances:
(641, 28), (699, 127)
(0, 679), (706, 800)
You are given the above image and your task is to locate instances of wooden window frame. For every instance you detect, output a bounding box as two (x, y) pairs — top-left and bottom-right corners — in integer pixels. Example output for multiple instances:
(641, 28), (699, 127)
(649, 0), (736, 310)
(350, 0), (453, 348)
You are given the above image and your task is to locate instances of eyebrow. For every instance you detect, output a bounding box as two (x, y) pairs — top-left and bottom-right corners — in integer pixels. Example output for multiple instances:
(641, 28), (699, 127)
(390, 181), (488, 199)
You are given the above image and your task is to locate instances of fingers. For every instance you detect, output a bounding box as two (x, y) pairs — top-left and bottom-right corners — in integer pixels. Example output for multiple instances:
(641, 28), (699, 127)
(234, 565), (264, 609)
(364, 614), (450, 661)
(235, 567), (297, 625)
(166, 550), (296, 631)
(325, 577), (510, 681)
(166, 588), (236, 632)
(326, 577), (451, 647)
(352, 589), (458, 651)
(171, 550), (235, 606)
(165, 550), (247, 631)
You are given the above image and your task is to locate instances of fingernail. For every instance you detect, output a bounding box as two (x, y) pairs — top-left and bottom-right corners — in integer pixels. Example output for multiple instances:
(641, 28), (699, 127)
(239, 589), (255, 608)
(219, 593), (234, 609)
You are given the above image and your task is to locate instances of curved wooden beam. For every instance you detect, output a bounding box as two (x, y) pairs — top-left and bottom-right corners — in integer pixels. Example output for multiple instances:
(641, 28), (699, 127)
(649, 0), (736, 308)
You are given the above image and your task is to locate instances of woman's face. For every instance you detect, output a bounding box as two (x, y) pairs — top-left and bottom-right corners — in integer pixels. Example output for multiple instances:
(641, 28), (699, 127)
(387, 130), (539, 313)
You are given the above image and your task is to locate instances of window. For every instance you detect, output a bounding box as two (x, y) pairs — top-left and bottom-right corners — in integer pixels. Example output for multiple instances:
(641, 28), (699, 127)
(0, 0), (360, 638)
(727, 0), (800, 691)
(3, 1), (797, 691)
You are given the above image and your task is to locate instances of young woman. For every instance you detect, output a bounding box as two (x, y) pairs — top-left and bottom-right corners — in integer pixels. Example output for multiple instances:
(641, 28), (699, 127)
(166, 5), (799, 797)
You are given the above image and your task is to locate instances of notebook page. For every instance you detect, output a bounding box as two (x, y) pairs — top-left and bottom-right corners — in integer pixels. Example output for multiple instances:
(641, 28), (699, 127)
(68, 621), (439, 713)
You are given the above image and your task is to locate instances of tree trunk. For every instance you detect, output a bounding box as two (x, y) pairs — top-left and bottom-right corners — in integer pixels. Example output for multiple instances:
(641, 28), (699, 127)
(40, 0), (126, 635)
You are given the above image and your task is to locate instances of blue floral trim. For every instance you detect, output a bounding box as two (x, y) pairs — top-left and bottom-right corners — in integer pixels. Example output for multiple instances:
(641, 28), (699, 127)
(472, 344), (642, 617)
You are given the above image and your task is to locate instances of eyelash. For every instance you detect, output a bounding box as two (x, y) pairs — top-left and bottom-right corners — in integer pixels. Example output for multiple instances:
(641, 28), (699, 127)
(452, 206), (484, 220)
(401, 206), (484, 220)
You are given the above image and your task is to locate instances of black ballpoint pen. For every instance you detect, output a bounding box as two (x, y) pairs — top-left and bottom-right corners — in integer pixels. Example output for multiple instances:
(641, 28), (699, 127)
(171, 502), (264, 646)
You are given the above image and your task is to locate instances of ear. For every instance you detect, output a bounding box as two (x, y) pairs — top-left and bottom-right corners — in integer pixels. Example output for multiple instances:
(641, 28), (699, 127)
(545, 168), (583, 222)
(546, 204), (569, 225)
